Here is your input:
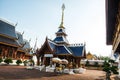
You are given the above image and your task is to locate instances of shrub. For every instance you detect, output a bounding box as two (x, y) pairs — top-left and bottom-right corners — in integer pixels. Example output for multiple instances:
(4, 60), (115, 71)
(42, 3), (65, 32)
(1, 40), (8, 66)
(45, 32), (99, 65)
(0, 58), (3, 63)
(4, 58), (13, 64)
(110, 66), (118, 74)
(103, 59), (118, 80)
(85, 60), (90, 66)
(16, 59), (22, 65)
(29, 59), (35, 66)
(103, 60), (110, 67)
(23, 60), (28, 66)
(94, 62), (99, 67)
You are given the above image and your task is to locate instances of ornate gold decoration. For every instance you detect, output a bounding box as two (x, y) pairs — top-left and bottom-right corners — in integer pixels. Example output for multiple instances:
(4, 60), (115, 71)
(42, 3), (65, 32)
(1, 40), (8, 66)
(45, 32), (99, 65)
(59, 4), (65, 29)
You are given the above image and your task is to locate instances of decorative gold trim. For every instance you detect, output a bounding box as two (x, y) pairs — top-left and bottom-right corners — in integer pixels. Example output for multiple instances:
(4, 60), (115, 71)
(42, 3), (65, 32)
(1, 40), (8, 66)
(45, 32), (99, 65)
(59, 4), (65, 29)
(44, 52), (53, 54)
(25, 54), (32, 56)
(57, 54), (72, 56)
(17, 50), (25, 53)
(113, 15), (120, 52)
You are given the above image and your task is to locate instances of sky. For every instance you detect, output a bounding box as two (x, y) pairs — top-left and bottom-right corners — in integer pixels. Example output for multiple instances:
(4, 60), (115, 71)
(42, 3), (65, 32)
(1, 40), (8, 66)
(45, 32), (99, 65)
(0, 0), (112, 56)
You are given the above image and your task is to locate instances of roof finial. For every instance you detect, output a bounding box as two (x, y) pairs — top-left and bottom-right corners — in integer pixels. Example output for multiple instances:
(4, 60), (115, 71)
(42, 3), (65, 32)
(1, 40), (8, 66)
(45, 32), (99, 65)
(59, 3), (65, 29)
(33, 37), (37, 53)
(15, 22), (18, 27)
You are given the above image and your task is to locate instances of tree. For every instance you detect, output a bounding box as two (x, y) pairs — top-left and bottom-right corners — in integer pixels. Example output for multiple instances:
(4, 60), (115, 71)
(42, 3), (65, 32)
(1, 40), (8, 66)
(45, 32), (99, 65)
(103, 59), (118, 80)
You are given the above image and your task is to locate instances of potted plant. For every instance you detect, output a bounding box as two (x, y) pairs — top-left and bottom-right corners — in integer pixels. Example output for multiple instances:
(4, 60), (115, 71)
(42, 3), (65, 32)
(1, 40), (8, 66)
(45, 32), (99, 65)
(103, 59), (118, 80)
(16, 59), (22, 65)
(4, 58), (13, 64)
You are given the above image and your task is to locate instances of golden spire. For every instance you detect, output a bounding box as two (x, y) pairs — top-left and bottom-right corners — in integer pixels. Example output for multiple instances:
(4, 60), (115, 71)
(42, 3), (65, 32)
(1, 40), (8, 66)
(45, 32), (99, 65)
(59, 4), (65, 29)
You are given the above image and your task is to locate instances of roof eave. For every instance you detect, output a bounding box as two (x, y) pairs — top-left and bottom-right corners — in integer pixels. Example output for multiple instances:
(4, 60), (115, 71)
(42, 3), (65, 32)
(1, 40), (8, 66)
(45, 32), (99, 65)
(0, 42), (20, 47)
(0, 34), (17, 40)
(106, 0), (119, 45)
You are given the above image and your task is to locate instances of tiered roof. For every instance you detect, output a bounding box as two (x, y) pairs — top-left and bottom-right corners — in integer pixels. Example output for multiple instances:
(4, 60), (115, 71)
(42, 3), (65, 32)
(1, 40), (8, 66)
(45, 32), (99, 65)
(39, 4), (86, 58)
(16, 32), (32, 53)
(46, 39), (85, 57)
(54, 4), (68, 45)
(0, 18), (32, 54)
(0, 19), (20, 47)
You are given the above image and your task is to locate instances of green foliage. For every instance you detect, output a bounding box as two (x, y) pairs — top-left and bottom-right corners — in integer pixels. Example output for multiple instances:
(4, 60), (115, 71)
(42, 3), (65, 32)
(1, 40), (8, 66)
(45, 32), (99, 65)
(85, 60), (90, 66)
(16, 59), (22, 65)
(103, 60), (110, 67)
(0, 58), (3, 63)
(29, 59), (34, 63)
(98, 56), (110, 61)
(103, 59), (118, 80)
(94, 62), (99, 67)
(110, 66), (118, 74)
(23, 60), (28, 66)
(4, 58), (13, 64)
(23, 60), (28, 63)
(103, 66), (111, 73)
(103, 59), (118, 74)
(109, 59), (115, 63)
(29, 59), (35, 66)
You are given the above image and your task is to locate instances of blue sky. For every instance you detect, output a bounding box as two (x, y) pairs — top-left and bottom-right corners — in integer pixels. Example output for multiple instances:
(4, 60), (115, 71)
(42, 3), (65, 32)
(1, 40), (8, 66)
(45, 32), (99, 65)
(0, 0), (112, 56)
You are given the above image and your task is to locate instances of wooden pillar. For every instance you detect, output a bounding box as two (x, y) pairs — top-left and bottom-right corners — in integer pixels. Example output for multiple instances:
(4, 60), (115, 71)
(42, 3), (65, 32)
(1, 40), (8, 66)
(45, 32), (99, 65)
(7, 47), (10, 58)
(2, 48), (5, 58)
(37, 56), (40, 65)
(77, 58), (81, 67)
(22, 54), (25, 60)
(20, 53), (22, 59)
(68, 56), (70, 63)
(5, 48), (8, 58)
(14, 51), (17, 59)
(43, 57), (46, 66)
(0, 46), (3, 57)
(41, 55), (44, 65)
(21, 54), (23, 60)
(12, 48), (15, 58)
(23, 54), (25, 60)
(21, 53), (22, 59)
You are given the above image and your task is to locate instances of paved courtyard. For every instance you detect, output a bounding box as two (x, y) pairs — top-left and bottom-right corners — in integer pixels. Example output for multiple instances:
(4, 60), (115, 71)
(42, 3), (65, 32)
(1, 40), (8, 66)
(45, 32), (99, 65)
(0, 65), (106, 80)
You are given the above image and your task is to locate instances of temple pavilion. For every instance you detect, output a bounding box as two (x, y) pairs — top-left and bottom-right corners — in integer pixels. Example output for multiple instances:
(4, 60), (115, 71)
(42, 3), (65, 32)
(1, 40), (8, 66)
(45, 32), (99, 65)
(37, 4), (86, 67)
(0, 19), (32, 60)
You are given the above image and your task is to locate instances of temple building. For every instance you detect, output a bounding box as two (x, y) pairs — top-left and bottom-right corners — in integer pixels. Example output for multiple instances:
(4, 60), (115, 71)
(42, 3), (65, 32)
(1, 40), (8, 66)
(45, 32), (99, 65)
(16, 32), (32, 60)
(106, 0), (120, 77)
(86, 52), (97, 60)
(37, 4), (86, 67)
(106, 0), (120, 54)
(0, 19), (32, 60)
